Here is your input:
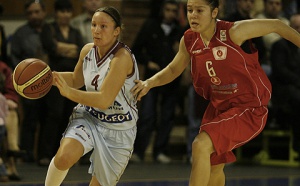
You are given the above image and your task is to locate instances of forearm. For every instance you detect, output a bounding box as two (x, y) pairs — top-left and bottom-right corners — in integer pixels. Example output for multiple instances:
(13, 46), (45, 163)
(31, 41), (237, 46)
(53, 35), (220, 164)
(233, 19), (300, 48)
(147, 65), (179, 89)
(55, 72), (75, 88)
(67, 88), (109, 110)
(275, 20), (300, 47)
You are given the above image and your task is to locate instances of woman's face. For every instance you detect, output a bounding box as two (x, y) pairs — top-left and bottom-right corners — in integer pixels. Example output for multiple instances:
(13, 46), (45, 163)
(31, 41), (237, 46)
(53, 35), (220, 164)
(56, 10), (72, 26)
(187, 0), (217, 33)
(91, 12), (120, 47)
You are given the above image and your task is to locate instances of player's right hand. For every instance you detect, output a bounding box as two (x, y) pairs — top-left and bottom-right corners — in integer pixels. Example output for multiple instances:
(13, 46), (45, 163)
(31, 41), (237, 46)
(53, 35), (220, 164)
(131, 79), (150, 101)
(52, 71), (57, 86)
(53, 71), (72, 98)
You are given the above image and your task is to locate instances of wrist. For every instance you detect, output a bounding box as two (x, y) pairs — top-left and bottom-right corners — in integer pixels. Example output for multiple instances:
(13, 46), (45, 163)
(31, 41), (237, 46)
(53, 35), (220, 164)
(146, 78), (155, 89)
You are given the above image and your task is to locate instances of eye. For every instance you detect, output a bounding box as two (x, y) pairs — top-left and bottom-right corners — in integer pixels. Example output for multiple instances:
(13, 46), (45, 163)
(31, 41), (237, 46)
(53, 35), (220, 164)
(101, 24), (106, 29)
(197, 9), (204, 13)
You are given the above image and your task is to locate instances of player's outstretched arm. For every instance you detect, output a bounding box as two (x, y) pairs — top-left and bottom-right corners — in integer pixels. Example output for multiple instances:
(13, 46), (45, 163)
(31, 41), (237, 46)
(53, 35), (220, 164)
(230, 19), (300, 47)
(131, 36), (190, 101)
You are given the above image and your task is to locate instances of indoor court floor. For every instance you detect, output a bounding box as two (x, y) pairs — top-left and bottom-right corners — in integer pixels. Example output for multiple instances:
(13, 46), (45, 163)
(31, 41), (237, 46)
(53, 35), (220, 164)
(2, 161), (300, 186)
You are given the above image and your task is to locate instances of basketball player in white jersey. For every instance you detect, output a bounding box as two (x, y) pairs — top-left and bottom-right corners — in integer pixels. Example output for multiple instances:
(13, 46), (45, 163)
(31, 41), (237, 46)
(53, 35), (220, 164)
(45, 6), (139, 186)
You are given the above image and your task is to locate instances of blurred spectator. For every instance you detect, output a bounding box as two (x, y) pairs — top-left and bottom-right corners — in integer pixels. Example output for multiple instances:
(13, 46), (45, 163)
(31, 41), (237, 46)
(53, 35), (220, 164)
(0, 60), (21, 181)
(0, 30), (5, 63)
(222, 0), (237, 18)
(282, 0), (298, 19)
(10, 0), (47, 164)
(1, 7), (22, 180)
(224, 0), (266, 63)
(39, 0), (84, 166)
(10, 0), (48, 68)
(70, 0), (103, 44)
(0, 71), (9, 182)
(130, 0), (182, 163)
(255, 0), (289, 76)
(224, 0), (255, 21)
(270, 13), (300, 154)
(0, 3), (9, 66)
(0, 156), (8, 182)
(149, 0), (164, 19)
(218, 0), (226, 19)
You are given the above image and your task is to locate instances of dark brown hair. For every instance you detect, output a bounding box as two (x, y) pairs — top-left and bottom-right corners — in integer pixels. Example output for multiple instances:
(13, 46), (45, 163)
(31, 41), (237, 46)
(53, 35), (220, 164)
(95, 6), (122, 28)
(25, 0), (46, 11)
(205, 0), (219, 10)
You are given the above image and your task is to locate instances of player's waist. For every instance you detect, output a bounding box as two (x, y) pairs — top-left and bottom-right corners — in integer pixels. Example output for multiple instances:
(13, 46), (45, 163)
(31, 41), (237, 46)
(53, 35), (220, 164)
(82, 105), (133, 124)
(74, 105), (137, 130)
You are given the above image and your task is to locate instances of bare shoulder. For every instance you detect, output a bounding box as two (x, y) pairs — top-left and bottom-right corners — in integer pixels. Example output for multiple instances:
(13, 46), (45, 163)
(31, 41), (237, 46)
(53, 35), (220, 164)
(77, 43), (94, 62)
(180, 36), (187, 50)
(115, 47), (132, 60)
(113, 47), (134, 74)
(179, 36), (190, 59)
(81, 43), (94, 54)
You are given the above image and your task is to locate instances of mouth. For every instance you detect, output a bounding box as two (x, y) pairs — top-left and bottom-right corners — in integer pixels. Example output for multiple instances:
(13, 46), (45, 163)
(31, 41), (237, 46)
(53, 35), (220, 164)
(190, 20), (199, 25)
(190, 21), (199, 27)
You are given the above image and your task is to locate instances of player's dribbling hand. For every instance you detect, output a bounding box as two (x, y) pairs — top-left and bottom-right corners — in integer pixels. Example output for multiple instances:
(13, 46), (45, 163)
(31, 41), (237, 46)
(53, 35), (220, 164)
(52, 72), (57, 86)
(53, 71), (71, 98)
(131, 79), (150, 101)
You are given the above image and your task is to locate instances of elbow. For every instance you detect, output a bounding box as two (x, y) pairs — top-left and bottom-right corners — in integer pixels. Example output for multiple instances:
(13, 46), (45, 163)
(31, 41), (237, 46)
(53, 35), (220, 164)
(274, 19), (287, 30)
(168, 65), (181, 78)
(91, 92), (114, 110)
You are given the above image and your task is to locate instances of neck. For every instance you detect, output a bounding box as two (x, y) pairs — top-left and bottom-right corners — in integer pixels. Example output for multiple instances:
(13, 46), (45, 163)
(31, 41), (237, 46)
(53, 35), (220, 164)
(29, 22), (44, 33)
(97, 40), (118, 58)
(200, 20), (216, 41)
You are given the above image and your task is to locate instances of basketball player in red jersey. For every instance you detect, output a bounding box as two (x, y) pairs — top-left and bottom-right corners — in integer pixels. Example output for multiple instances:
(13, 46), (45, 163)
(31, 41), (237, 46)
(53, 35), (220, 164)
(131, 0), (300, 185)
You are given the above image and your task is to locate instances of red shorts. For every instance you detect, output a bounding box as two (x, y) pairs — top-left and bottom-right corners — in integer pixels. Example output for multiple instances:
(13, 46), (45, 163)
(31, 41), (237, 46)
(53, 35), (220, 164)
(200, 103), (268, 165)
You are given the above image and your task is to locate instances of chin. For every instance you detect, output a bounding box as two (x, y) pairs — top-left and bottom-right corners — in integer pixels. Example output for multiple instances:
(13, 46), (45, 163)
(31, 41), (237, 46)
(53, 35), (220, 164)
(190, 27), (199, 32)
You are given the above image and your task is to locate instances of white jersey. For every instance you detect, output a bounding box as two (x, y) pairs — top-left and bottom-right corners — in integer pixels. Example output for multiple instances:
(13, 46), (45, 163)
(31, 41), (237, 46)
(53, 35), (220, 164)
(82, 41), (139, 130)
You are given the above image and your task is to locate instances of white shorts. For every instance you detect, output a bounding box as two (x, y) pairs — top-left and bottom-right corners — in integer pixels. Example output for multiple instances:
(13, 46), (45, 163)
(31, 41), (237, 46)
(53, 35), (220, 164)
(63, 106), (137, 186)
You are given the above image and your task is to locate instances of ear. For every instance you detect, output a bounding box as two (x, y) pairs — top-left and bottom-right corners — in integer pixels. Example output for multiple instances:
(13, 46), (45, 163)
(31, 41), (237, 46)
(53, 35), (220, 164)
(114, 27), (121, 37)
(212, 8), (219, 19)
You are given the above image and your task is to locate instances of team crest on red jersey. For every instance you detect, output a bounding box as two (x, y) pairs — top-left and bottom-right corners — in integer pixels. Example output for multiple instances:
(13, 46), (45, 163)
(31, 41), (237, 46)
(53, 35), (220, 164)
(212, 46), (227, 60)
(220, 30), (227, 41)
(211, 76), (221, 85)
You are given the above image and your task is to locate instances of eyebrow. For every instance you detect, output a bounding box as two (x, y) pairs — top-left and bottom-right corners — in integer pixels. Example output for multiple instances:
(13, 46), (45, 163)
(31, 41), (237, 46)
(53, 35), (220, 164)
(187, 5), (207, 8)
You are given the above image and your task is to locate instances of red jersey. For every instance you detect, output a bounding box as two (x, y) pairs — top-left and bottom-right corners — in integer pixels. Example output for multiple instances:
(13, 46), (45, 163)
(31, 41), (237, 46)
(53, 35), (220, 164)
(184, 20), (272, 111)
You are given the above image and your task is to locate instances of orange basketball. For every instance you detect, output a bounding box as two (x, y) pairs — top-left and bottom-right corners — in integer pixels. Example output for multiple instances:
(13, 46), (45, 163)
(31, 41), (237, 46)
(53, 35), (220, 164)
(13, 58), (53, 99)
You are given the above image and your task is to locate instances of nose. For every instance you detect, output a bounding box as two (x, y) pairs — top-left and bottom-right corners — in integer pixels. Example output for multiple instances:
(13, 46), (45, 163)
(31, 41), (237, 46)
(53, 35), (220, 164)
(94, 26), (101, 33)
(190, 11), (198, 19)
